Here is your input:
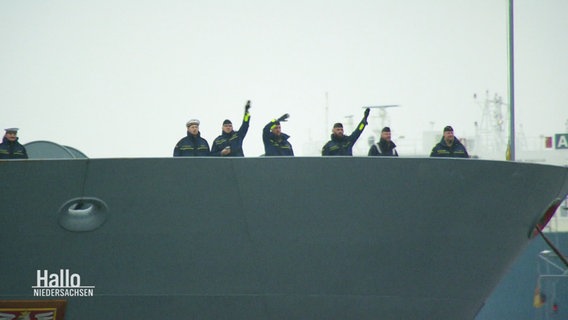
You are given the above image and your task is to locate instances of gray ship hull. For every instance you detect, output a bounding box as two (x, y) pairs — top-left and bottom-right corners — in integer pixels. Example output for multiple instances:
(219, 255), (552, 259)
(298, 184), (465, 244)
(1, 157), (567, 319)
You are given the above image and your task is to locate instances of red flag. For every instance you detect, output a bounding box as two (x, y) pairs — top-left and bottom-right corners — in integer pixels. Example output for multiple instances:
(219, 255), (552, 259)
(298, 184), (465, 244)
(545, 137), (553, 148)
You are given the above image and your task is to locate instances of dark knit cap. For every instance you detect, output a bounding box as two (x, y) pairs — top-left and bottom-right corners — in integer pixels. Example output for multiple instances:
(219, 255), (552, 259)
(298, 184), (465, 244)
(333, 122), (343, 128)
(223, 119), (232, 125)
(381, 127), (391, 133)
(444, 125), (454, 132)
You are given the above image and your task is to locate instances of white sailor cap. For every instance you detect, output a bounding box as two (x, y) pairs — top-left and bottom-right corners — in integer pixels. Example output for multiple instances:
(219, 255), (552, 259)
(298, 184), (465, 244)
(186, 119), (200, 127)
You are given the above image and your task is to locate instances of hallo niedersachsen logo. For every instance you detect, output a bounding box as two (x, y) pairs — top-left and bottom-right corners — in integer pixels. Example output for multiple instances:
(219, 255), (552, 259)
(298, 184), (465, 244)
(32, 269), (95, 297)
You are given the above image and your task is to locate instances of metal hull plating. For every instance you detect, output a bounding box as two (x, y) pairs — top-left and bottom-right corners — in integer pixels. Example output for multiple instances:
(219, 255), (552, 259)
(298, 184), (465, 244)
(1, 157), (567, 319)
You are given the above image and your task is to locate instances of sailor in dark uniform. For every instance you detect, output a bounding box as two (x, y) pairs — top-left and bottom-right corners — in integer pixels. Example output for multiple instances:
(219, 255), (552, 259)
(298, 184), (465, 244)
(263, 114), (294, 156)
(211, 101), (251, 157)
(322, 108), (370, 156)
(173, 119), (210, 157)
(368, 126), (398, 157)
(430, 126), (469, 158)
(0, 128), (28, 160)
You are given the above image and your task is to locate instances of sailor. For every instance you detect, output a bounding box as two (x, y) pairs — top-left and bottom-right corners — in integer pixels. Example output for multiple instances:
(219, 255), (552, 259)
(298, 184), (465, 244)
(322, 108), (370, 156)
(430, 125), (470, 158)
(173, 119), (210, 157)
(211, 101), (251, 157)
(262, 113), (294, 156)
(368, 126), (399, 157)
(0, 128), (28, 160)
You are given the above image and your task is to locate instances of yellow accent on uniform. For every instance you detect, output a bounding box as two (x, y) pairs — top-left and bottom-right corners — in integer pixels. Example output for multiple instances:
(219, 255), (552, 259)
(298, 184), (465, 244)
(533, 287), (544, 308)
(270, 120), (278, 131)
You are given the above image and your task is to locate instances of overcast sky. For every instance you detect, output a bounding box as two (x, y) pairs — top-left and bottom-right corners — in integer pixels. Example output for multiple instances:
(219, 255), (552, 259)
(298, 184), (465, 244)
(1, 0), (566, 157)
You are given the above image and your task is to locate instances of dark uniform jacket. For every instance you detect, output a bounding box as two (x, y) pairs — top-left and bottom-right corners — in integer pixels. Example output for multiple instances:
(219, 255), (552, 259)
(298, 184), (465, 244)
(368, 139), (398, 157)
(263, 120), (294, 156)
(211, 114), (250, 157)
(430, 137), (469, 158)
(173, 132), (210, 157)
(0, 137), (28, 159)
(321, 119), (367, 156)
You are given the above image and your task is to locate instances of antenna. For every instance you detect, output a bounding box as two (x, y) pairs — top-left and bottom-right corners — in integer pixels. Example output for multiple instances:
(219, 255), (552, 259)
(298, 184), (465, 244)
(473, 91), (507, 157)
(344, 114), (354, 132)
(325, 92), (329, 135)
(362, 105), (401, 129)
